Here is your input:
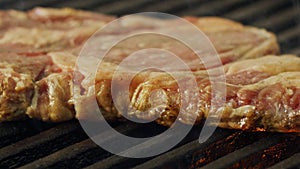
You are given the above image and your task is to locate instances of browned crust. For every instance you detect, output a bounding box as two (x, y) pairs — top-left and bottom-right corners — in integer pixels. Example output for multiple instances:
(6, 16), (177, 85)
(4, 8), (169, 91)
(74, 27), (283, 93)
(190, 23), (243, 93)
(1, 8), (295, 134)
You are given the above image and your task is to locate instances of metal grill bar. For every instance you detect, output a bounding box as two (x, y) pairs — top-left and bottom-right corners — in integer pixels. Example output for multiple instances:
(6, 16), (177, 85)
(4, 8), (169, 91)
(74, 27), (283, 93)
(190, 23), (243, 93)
(290, 48), (300, 56)
(93, 0), (160, 15)
(176, 0), (254, 16)
(199, 135), (287, 169)
(131, 129), (233, 169)
(278, 24), (300, 53)
(19, 139), (97, 169)
(83, 153), (146, 169)
(83, 124), (210, 169)
(0, 0), (63, 10)
(268, 152), (300, 169)
(132, 132), (279, 169)
(18, 122), (139, 169)
(0, 121), (87, 168)
(51, 0), (111, 10)
(234, 135), (300, 169)
(253, 6), (300, 32)
(223, 0), (288, 23)
(278, 25), (300, 42)
(133, 0), (203, 14)
(0, 0), (17, 8)
(0, 120), (55, 148)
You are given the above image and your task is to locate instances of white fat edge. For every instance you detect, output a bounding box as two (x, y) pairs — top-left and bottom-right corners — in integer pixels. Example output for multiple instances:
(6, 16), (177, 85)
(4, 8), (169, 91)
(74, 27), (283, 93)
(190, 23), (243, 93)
(32, 7), (108, 28)
(8, 10), (28, 20)
(0, 10), (28, 29)
(48, 52), (76, 71)
(32, 7), (103, 19)
(225, 55), (300, 75)
(65, 25), (103, 46)
(119, 15), (167, 28)
(0, 25), (101, 48)
(48, 76), (58, 108)
(228, 105), (256, 118)
(247, 26), (271, 39)
(252, 56), (300, 74)
(0, 28), (64, 48)
(33, 7), (77, 17)
(27, 84), (39, 112)
(68, 82), (75, 106)
(241, 72), (300, 91)
(211, 104), (256, 128)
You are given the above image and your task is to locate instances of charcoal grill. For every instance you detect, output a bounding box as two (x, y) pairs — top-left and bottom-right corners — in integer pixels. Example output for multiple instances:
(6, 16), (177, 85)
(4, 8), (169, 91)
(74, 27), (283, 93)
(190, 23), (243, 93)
(0, 0), (300, 168)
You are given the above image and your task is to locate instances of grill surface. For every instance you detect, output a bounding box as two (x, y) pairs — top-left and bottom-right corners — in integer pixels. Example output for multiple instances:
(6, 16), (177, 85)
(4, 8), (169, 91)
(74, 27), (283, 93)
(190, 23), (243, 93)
(0, 0), (300, 169)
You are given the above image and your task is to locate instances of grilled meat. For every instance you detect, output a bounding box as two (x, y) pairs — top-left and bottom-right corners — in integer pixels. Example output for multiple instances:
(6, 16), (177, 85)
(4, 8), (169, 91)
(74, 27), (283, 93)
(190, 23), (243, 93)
(2, 8), (297, 133)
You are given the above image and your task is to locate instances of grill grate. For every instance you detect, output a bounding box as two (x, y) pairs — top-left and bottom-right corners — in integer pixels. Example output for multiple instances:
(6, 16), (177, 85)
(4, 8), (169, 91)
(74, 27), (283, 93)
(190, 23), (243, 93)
(0, 0), (300, 168)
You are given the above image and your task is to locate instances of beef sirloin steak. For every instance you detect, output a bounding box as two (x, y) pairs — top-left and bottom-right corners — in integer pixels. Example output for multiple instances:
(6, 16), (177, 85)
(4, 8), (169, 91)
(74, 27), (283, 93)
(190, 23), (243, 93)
(1, 7), (298, 133)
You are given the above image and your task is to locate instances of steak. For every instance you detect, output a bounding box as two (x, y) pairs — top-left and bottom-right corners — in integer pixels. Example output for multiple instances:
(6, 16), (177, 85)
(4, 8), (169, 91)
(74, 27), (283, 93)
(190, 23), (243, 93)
(2, 8), (295, 133)
(0, 7), (115, 121)
(100, 55), (299, 132)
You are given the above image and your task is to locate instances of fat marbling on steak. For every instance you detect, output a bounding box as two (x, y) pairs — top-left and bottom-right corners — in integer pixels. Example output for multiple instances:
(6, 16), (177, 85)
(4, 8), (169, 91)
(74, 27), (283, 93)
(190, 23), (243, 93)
(102, 55), (299, 132)
(2, 8), (296, 133)
(0, 7), (115, 121)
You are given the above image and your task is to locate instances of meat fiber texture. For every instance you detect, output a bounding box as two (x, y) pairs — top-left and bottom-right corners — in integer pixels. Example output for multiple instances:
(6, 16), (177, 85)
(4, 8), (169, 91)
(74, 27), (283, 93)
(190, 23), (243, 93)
(2, 7), (297, 133)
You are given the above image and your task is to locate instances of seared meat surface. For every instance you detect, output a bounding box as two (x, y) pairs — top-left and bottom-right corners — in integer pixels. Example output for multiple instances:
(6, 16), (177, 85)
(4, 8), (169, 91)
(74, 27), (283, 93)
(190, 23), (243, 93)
(0, 7), (115, 121)
(2, 7), (298, 133)
(93, 55), (300, 132)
